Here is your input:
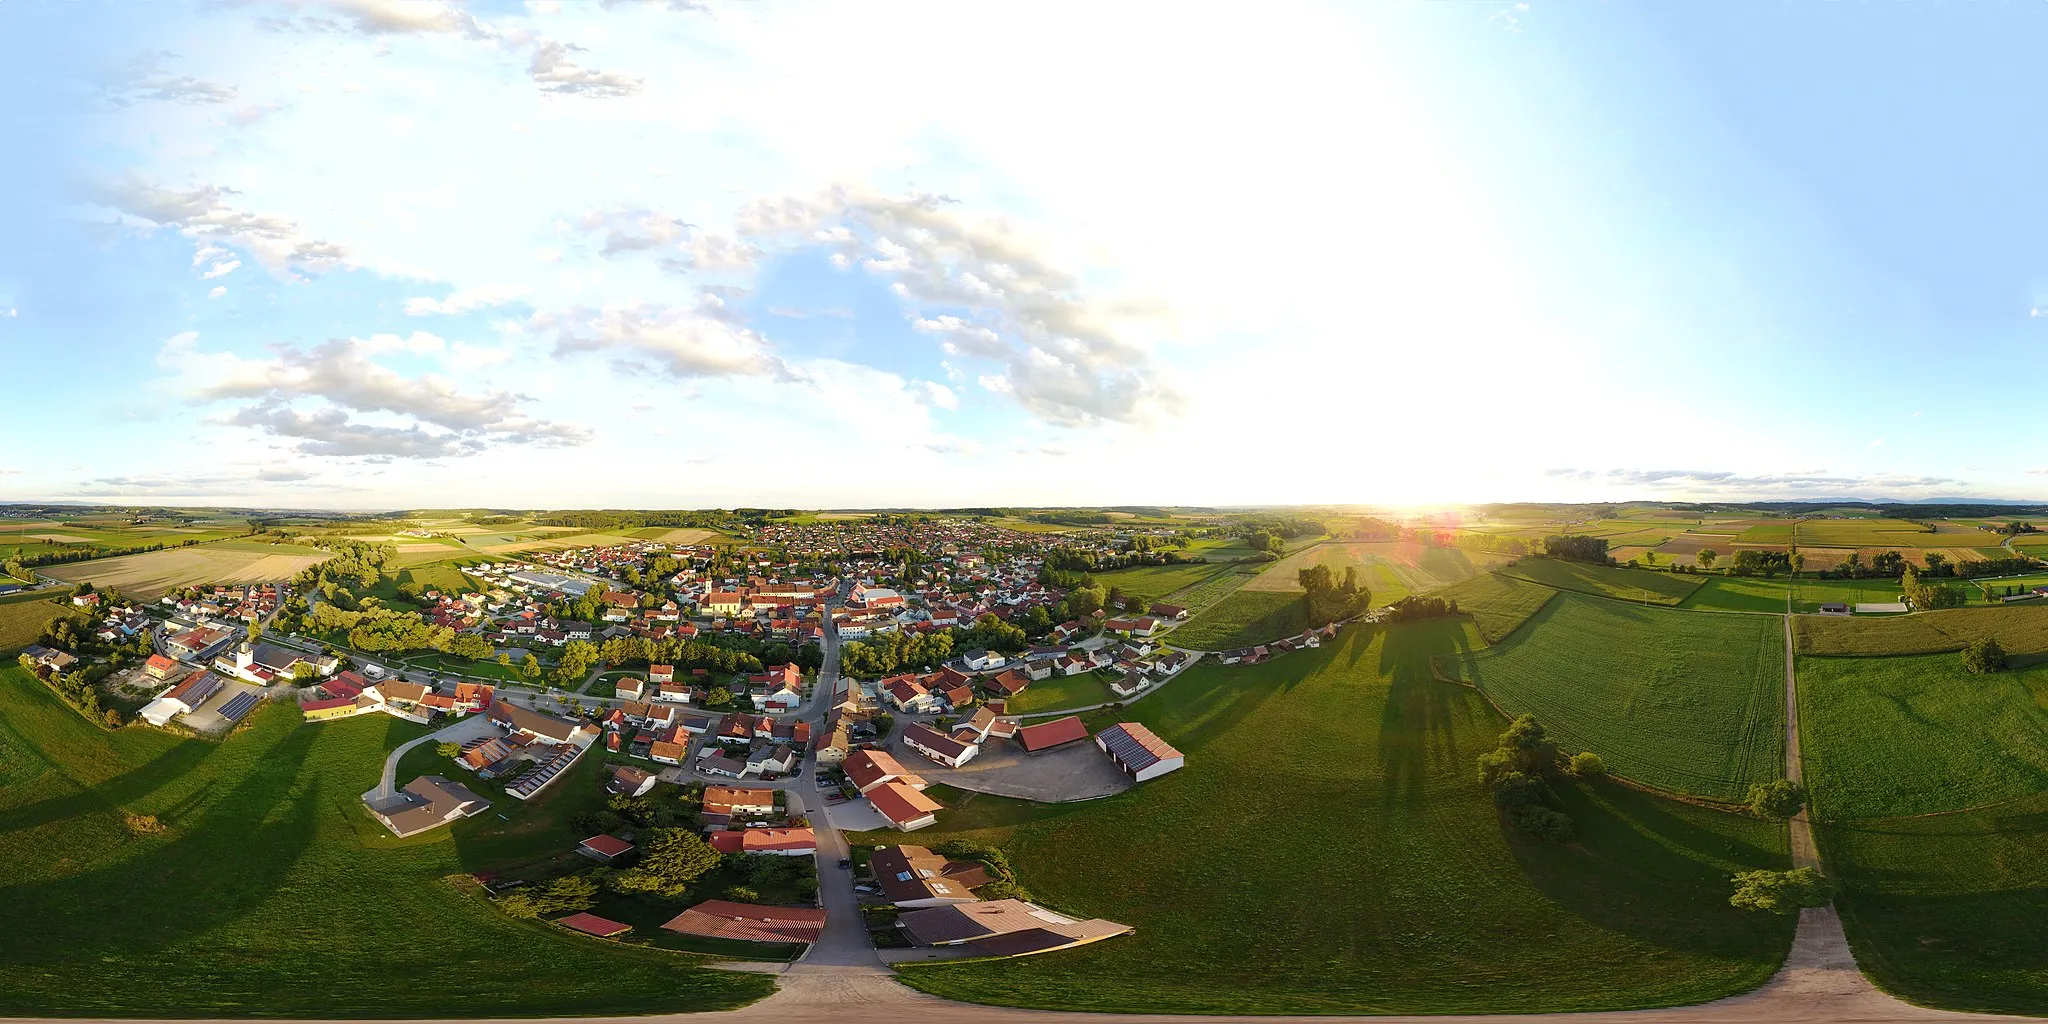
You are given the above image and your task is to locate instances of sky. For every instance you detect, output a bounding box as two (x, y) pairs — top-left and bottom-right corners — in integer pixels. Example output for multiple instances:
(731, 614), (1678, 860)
(5, 0), (2048, 511)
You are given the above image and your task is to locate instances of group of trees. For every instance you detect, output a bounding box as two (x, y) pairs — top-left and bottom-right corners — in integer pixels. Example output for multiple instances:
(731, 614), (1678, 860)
(1379, 595), (1460, 623)
(840, 629), (958, 678)
(1901, 566), (1968, 610)
(1541, 535), (1609, 563)
(1744, 779), (1806, 819)
(1474, 715), (1600, 843)
(1297, 564), (1372, 626)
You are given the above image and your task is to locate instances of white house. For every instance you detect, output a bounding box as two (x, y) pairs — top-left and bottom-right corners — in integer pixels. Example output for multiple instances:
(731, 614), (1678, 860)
(1096, 721), (1184, 783)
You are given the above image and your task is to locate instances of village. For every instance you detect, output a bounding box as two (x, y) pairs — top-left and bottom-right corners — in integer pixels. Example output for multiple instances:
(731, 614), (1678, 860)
(9, 516), (1367, 968)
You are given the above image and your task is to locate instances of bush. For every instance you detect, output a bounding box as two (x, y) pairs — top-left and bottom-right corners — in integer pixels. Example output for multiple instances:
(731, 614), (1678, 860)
(1730, 867), (1835, 914)
(1962, 638), (2008, 674)
(1567, 751), (1606, 778)
(1745, 779), (1807, 820)
(1507, 804), (1577, 843)
(497, 874), (599, 918)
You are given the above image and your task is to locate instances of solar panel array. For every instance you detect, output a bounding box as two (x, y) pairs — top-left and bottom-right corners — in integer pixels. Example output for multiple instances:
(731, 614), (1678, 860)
(217, 691), (261, 723)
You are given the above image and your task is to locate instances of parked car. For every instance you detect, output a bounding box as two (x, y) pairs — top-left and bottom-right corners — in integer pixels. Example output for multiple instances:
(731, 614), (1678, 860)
(837, 857), (852, 869)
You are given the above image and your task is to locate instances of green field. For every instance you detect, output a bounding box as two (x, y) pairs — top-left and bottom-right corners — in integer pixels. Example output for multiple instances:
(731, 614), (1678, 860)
(1821, 795), (2048, 1014)
(1005, 671), (1117, 714)
(1444, 595), (1785, 801)
(1431, 571), (1558, 644)
(1240, 541), (1513, 606)
(1679, 577), (1910, 615)
(0, 664), (771, 1016)
(0, 590), (75, 654)
(1792, 518), (1959, 548)
(1163, 590), (1307, 650)
(1095, 562), (1237, 607)
(1798, 654), (2048, 820)
(1494, 559), (1706, 606)
(863, 622), (1795, 1015)
(1794, 604), (2048, 656)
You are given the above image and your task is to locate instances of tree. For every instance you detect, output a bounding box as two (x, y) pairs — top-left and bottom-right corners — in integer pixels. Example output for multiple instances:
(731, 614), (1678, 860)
(436, 741), (462, 759)
(497, 652), (513, 668)
(609, 829), (721, 897)
(1643, 551), (1660, 567)
(520, 652), (542, 681)
(1962, 637), (2008, 674)
(1567, 751), (1606, 778)
(1745, 779), (1807, 819)
(1790, 551), (1804, 577)
(498, 874), (600, 918)
(1697, 548), (1718, 571)
(1475, 716), (1576, 842)
(291, 662), (319, 683)
(705, 685), (733, 706)
(1730, 867), (1835, 915)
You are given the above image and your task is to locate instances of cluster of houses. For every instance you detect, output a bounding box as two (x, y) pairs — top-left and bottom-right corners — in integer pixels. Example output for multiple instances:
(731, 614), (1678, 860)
(160, 584), (285, 625)
(1216, 622), (1341, 666)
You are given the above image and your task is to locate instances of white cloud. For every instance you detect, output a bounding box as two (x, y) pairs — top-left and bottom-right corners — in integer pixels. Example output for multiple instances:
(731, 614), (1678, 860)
(404, 284), (522, 316)
(526, 39), (643, 98)
(920, 381), (958, 410)
(156, 332), (587, 458)
(200, 259), (240, 279)
(94, 174), (348, 277)
(543, 301), (785, 379)
(208, 285), (227, 299)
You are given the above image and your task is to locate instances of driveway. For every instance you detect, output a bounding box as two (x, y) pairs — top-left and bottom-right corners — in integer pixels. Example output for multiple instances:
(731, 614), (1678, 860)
(366, 714), (496, 805)
(893, 735), (1131, 803)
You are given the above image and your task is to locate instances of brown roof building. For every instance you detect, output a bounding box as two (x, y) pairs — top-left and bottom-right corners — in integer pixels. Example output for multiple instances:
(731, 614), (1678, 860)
(869, 845), (990, 907)
(897, 898), (1133, 956)
(1016, 715), (1090, 752)
(662, 900), (825, 944)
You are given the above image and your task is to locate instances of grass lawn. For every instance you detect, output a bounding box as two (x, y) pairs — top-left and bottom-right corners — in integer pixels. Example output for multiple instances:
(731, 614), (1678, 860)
(1798, 653), (2048, 820)
(1162, 589), (1306, 650)
(0, 590), (77, 654)
(395, 651), (525, 684)
(1821, 794), (2048, 1015)
(1432, 571), (1558, 644)
(857, 622), (1794, 1015)
(1442, 594), (1785, 801)
(1794, 604), (2048, 656)
(0, 664), (772, 1016)
(1494, 559), (1705, 605)
(1006, 672), (1117, 714)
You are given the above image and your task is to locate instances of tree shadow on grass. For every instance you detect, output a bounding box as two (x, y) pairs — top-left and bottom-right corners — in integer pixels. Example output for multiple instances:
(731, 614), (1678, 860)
(0, 738), (215, 834)
(0, 722), (322, 957)
(1503, 777), (1796, 957)
(1377, 619), (1483, 813)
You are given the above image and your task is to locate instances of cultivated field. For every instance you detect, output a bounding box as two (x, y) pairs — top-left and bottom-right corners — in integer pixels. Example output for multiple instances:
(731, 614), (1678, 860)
(43, 542), (331, 598)
(867, 622), (1794, 1015)
(1241, 541), (1512, 604)
(0, 591), (77, 654)
(1822, 795), (2048, 1015)
(1678, 577), (1910, 614)
(1493, 559), (1706, 606)
(1795, 604), (2048, 656)
(1444, 594), (1785, 800)
(0, 666), (773, 1016)
(1095, 562), (1238, 608)
(1432, 571), (1558, 644)
(1163, 590), (1307, 650)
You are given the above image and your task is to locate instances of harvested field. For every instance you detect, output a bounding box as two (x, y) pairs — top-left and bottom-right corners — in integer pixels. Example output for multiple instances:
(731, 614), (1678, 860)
(45, 545), (331, 599)
(1654, 534), (1743, 557)
(475, 531), (639, 555)
(652, 527), (719, 544)
(24, 533), (97, 544)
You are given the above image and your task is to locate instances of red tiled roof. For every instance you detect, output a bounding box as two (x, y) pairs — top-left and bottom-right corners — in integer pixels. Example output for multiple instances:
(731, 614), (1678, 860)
(579, 834), (635, 858)
(554, 912), (632, 938)
(662, 900), (824, 944)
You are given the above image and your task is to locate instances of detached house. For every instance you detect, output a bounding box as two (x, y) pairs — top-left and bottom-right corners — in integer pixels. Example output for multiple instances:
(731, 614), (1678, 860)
(902, 722), (979, 768)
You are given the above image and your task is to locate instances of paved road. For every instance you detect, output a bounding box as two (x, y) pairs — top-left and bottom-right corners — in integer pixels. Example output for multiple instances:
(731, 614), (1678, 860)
(368, 716), (492, 803)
